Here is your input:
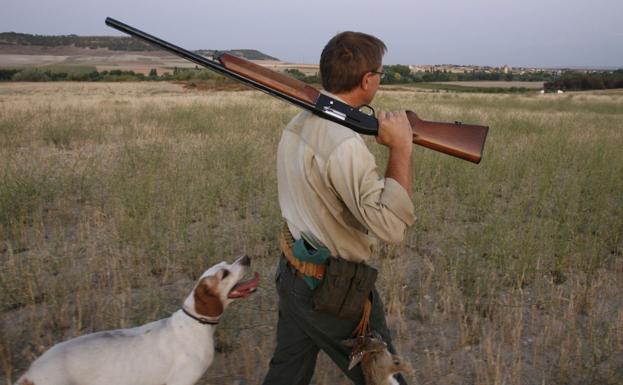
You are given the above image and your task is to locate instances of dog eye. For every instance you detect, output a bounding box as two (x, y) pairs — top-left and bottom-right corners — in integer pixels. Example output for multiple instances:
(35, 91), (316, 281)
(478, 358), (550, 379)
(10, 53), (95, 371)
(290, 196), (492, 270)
(221, 269), (230, 279)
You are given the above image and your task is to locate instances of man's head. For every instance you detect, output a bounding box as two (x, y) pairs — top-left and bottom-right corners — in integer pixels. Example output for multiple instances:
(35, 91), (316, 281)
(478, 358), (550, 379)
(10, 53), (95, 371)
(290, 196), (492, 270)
(320, 31), (387, 98)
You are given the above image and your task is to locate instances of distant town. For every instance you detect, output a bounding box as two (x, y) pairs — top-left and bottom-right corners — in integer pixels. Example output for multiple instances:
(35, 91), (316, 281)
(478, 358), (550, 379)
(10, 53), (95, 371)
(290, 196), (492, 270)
(412, 64), (554, 76)
(406, 64), (619, 76)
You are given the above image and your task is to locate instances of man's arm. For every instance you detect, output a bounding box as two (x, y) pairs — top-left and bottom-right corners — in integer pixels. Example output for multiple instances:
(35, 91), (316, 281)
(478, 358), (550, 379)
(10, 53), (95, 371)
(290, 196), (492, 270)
(325, 111), (415, 245)
(376, 111), (413, 196)
(326, 138), (416, 244)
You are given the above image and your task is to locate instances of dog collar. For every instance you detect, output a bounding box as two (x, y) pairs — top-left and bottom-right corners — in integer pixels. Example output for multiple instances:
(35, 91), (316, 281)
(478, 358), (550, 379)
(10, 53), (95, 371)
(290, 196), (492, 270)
(182, 307), (219, 325)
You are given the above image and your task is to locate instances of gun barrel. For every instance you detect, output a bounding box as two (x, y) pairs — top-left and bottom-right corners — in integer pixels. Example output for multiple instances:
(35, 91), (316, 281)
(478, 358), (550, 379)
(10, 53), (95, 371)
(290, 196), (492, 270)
(105, 18), (219, 72)
(104, 17), (314, 111)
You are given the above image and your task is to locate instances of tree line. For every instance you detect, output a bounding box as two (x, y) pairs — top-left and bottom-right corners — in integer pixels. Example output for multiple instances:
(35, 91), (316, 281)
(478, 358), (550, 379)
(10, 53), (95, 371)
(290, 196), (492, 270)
(380, 64), (556, 83)
(283, 65), (557, 85)
(3, 65), (622, 92)
(1, 67), (315, 83)
(544, 70), (623, 91)
(0, 67), (227, 82)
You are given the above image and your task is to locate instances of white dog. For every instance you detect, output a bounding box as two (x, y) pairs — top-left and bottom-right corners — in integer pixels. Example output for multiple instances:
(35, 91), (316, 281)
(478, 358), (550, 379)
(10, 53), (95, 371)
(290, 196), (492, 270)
(17, 256), (259, 385)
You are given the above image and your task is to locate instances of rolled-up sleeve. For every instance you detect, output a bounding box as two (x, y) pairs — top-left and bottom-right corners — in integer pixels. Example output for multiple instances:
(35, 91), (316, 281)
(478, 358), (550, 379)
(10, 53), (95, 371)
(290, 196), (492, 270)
(325, 138), (416, 244)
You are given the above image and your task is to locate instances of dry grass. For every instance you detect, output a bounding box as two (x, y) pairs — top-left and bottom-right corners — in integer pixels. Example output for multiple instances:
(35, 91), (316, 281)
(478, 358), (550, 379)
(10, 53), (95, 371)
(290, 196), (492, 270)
(0, 82), (622, 385)
(434, 81), (545, 89)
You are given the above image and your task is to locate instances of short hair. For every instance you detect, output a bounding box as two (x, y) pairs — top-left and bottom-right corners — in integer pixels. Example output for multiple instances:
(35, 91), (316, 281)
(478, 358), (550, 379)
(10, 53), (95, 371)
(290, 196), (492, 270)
(320, 31), (387, 93)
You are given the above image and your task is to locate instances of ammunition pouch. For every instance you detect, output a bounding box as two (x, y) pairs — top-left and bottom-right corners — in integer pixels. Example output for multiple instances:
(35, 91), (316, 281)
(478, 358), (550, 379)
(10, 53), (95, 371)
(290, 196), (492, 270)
(312, 257), (377, 321)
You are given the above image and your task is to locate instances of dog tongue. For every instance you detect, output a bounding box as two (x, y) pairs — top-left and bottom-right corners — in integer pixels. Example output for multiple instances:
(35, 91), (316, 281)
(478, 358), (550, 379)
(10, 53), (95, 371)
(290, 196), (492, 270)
(228, 272), (260, 298)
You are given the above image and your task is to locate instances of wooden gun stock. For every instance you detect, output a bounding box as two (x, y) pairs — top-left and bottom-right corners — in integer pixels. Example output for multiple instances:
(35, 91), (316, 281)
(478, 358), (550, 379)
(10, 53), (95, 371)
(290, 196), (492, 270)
(407, 111), (488, 164)
(105, 17), (489, 164)
(218, 53), (320, 105)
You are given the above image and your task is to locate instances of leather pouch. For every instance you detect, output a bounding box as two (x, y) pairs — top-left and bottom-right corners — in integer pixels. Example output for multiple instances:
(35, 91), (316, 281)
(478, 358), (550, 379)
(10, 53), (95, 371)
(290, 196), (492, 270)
(312, 257), (377, 320)
(339, 261), (377, 319)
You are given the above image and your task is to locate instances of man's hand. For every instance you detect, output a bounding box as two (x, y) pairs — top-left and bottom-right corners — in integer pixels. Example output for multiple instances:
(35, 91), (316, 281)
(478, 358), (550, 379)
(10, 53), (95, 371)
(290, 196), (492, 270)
(376, 110), (413, 153)
(376, 110), (413, 196)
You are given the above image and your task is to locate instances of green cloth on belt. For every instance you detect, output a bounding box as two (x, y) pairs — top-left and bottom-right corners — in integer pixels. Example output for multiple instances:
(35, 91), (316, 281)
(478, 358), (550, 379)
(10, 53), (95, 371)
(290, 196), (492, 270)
(292, 233), (330, 289)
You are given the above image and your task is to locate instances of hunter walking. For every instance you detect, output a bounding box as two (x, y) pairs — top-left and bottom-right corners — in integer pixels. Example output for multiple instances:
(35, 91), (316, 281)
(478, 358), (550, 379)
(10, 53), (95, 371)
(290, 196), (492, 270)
(262, 31), (415, 385)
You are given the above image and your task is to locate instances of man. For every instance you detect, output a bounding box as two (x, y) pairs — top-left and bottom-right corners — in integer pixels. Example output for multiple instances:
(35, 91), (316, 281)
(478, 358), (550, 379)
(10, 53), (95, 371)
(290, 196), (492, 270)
(262, 31), (416, 385)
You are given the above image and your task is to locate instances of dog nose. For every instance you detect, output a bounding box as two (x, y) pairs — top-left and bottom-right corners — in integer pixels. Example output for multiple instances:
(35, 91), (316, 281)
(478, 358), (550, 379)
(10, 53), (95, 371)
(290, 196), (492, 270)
(240, 255), (251, 266)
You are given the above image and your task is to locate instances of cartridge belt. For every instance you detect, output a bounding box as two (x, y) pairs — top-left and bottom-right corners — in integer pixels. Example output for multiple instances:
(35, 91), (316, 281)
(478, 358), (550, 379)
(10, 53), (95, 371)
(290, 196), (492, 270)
(278, 224), (325, 280)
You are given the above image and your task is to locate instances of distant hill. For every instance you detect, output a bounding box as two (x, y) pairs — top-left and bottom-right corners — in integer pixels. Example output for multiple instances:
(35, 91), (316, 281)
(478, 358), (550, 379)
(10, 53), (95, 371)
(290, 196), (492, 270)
(0, 32), (157, 51)
(0, 32), (278, 60)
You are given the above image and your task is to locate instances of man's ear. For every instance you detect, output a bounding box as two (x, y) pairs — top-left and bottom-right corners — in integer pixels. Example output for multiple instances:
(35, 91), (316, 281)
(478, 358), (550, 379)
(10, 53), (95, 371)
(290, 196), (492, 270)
(361, 72), (373, 91)
(193, 276), (224, 318)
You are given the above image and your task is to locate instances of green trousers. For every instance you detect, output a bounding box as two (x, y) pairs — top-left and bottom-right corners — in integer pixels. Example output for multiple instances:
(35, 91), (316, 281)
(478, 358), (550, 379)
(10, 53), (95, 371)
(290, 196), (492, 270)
(262, 256), (407, 385)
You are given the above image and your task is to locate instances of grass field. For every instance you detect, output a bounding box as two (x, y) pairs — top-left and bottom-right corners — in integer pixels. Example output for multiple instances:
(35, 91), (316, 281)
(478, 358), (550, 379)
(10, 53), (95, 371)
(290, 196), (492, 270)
(0, 82), (622, 385)
(434, 81), (545, 89)
(387, 82), (541, 94)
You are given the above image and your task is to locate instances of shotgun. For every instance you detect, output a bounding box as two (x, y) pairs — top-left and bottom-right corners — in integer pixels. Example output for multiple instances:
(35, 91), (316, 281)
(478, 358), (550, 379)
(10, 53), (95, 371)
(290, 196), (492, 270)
(105, 17), (489, 163)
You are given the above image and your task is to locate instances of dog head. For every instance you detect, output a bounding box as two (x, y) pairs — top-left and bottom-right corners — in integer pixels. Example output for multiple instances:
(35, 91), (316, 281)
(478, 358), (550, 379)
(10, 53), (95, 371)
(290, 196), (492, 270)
(182, 255), (259, 324)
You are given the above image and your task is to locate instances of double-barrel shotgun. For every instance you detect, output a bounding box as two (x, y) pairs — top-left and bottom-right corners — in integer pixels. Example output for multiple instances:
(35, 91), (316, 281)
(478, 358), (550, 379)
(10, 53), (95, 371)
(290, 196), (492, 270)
(105, 17), (489, 163)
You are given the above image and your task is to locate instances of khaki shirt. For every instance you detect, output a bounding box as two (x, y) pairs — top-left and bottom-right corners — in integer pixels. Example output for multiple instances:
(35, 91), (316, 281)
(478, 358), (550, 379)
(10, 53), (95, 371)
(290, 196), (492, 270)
(277, 94), (416, 263)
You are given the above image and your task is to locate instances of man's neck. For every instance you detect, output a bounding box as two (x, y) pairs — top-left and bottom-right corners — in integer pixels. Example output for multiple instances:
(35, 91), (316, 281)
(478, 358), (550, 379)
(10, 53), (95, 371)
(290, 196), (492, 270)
(333, 90), (367, 108)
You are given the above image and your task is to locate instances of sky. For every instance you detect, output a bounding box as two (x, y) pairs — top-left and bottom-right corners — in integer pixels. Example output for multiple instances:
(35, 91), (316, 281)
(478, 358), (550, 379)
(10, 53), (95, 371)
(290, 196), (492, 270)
(2, 0), (622, 68)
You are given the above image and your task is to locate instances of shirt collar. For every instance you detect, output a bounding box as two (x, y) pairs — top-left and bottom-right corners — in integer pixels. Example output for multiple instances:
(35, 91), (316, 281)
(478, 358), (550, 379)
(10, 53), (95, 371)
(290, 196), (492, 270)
(320, 89), (348, 104)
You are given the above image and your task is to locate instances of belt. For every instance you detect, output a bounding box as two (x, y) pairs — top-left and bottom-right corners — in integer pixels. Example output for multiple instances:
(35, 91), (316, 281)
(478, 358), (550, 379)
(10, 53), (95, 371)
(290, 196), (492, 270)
(278, 223), (325, 280)
(292, 267), (306, 279)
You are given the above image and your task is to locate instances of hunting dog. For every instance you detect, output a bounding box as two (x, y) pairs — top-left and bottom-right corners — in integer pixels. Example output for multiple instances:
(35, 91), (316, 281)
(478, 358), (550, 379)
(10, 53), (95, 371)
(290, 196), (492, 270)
(17, 256), (259, 385)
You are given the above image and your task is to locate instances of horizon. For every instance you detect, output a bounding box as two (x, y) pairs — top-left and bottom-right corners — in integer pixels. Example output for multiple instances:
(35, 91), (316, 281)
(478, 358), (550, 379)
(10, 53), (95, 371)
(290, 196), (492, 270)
(2, 0), (622, 68)
(2, 31), (621, 71)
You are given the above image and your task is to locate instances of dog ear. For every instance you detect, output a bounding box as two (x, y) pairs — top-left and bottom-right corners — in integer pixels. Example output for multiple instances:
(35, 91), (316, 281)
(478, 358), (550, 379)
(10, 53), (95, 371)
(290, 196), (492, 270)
(193, 276), (224, 318)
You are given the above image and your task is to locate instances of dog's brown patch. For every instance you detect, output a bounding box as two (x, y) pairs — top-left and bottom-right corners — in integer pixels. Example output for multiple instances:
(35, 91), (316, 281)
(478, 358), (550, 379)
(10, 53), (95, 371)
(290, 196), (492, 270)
(18, 379), (35, 385)
(193, 276), (223, 318)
